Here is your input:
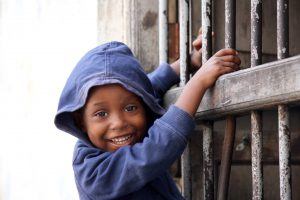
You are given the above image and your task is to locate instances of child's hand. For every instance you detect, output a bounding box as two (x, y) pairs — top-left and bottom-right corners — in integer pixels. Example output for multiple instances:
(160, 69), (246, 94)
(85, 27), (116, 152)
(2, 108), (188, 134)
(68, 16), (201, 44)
(190, 27), (203, 72)
(174, 48), (240, 117)
(195, 48), (241, 89)
(190, 27), (215, 72)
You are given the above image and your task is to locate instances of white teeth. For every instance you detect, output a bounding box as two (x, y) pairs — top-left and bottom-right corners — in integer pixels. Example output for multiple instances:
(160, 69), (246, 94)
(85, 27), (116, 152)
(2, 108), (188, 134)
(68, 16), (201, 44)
(111, 135), (132, 145)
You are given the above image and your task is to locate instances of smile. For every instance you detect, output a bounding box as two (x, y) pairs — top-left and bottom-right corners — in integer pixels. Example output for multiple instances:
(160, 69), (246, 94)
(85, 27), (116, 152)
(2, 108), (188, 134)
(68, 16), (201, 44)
(109, 134), (133, 145)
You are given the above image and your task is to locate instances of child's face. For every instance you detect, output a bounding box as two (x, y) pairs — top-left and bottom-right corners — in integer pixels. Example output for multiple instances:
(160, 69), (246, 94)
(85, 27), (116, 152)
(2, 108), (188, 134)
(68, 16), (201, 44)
(81, 84), (147, 152)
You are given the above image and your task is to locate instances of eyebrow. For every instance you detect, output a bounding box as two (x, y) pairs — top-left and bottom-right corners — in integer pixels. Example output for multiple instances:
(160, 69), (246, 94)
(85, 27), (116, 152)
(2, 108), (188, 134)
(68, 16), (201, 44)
(93, 102), (107, 107)
(93, 94), (140, 106)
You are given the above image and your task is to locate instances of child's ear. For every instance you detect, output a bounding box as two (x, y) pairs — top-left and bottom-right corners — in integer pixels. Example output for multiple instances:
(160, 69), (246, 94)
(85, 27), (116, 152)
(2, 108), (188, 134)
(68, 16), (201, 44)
(73, 110), (87, 132)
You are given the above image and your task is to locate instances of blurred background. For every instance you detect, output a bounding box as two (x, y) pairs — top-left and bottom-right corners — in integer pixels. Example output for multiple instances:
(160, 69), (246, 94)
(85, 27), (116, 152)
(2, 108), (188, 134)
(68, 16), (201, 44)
(0, 0), (159, 199)
(0, 0), (98, 199)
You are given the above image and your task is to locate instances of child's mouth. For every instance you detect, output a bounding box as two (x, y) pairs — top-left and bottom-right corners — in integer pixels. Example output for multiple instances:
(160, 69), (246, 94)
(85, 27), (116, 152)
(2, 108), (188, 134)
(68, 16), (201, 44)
(109, 134), (133, 145)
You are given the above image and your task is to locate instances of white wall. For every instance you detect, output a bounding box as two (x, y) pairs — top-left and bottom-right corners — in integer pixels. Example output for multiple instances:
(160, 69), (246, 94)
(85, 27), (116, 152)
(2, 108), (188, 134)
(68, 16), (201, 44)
(0, 0), (97, 199)
(97, 0), (159, 72)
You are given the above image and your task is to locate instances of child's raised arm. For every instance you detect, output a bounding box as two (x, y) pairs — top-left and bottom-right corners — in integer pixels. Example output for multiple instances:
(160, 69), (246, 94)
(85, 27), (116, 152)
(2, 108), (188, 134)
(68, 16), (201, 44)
(175, 48), (241, 116)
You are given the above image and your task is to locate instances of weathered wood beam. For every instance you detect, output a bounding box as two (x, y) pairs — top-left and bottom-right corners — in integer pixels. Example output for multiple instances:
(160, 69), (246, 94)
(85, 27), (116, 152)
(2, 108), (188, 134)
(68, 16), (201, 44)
(164, 55), (300, 120)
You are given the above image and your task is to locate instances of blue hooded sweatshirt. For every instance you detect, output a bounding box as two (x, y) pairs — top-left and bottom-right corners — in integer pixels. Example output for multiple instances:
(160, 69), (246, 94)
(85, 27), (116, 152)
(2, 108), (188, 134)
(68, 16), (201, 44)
(54, 42), (195, 200)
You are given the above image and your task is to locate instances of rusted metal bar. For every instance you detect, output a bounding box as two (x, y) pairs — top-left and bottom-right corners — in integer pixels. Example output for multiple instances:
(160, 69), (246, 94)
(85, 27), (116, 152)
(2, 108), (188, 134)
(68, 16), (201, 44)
(217, 1), (236, 200)
(277, 0), (289, 60)
(179, 0), (190, 87)
(277, 1), (291, 199)
(203, 122), (214, 200)
(217, 116), (236, 200)
(159, 0), (168, 63)
(278, 105), (291, 200)
(179, 0), (191, 199)
(251, 111), (263, 200)
(201, 0), (213, 199)
(250, 1), (263, 200)
(251, 0), (262, 67)
(225, 0), (236, 48)
(201, 0), (212, 63)
(181, 139), (192, 199)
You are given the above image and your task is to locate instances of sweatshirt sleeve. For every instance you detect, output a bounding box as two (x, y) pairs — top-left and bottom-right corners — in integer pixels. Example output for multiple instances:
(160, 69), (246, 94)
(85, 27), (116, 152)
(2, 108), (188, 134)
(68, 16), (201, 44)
(147, 63), (180, 100)
(73, 105), (195, 199)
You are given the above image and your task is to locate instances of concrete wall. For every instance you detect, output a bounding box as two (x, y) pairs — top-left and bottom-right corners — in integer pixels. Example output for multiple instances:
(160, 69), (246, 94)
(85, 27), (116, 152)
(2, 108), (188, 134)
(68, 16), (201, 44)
(97, 0), (159, 72)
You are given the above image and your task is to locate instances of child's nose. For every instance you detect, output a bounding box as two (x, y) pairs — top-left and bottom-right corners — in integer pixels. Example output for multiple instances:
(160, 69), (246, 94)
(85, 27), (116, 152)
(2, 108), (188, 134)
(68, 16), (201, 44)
(109, 113), (128, 131)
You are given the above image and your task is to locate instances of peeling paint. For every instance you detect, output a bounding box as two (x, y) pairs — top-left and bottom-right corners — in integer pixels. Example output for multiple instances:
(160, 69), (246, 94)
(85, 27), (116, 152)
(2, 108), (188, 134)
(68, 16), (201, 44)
(179, 1), (192, 198)
(251, 0), (261, 20)
(253, 46), (259, 60)
(278, 105), (291, 200)
(282, 47), (287, 54)
(221, 99), (231, 106)
(179, 0), (189, 86)
(201, 0), (212, 63)
(159, 0), (168, 63)
(203, 123), (214, 200)
(251, 111), (263, 200)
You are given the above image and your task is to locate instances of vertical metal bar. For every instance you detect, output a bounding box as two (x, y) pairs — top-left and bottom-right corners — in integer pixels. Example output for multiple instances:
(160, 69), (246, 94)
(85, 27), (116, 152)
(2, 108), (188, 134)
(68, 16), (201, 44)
(278, 105), (291, 200)
(251, 0), (262, 67)
(203, 122), (214, 200)
(202, 0), (213, 200)
(250, 1), (263, 200)
(159, 0), (168, 63)
(225, 0), (236, 48)
(179, 0), (191, 199)
(201, 0), (212, 63)
(277, 0), (289, 60)
(251, 111), (263, 200)
(217, 1), (236, 200)
(181, 140), (192, 199)
(179, 0), (190, 86)
(277, 1), (291, 200)
(217, 116), (236, 200)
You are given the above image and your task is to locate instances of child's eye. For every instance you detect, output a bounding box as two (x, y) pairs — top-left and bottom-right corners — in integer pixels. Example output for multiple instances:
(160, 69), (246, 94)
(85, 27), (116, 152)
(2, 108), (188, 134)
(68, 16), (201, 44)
(95, 111), (108, 118)
(125, 105), (137, 112)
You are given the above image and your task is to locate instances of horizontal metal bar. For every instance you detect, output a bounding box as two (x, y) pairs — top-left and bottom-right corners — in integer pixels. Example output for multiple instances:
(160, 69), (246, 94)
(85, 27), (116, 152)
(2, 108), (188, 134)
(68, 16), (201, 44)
(164, 55), (300, 120)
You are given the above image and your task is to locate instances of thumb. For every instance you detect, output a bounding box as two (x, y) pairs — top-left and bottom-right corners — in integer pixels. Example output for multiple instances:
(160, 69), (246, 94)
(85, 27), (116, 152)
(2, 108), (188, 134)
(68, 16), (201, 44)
(192, 36), (202, 51)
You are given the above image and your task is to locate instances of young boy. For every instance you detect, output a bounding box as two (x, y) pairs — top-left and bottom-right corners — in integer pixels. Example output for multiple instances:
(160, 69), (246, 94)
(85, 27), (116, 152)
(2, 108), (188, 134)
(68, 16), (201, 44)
(54, 34), (240, 199)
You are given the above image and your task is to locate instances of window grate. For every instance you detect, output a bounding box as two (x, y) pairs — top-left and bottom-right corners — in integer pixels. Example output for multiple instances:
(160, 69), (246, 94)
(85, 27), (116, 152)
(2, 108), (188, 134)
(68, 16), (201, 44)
(159, 0), (294, 199)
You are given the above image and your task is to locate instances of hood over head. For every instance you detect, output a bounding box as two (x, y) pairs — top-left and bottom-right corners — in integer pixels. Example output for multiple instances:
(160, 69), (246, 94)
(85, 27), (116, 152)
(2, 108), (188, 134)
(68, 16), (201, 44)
(54, 41), (165, 146)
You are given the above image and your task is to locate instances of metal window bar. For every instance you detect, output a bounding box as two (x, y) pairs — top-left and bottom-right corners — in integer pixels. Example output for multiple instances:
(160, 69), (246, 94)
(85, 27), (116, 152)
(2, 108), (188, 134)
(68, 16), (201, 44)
(201, 0), (214, 200)
(277, 0), (291, 200)
(250, 0), (263, 200)
(179, 0), (192, 199)
(217, 0), (236, 200)
(160, 0), (295, 199)
(203, 122), (214, 200)
(159, 0), (168, 63)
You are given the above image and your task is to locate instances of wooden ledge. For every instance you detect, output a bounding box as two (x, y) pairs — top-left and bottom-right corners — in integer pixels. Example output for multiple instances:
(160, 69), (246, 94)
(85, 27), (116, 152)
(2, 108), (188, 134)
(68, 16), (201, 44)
(164, 55), (300, 120)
